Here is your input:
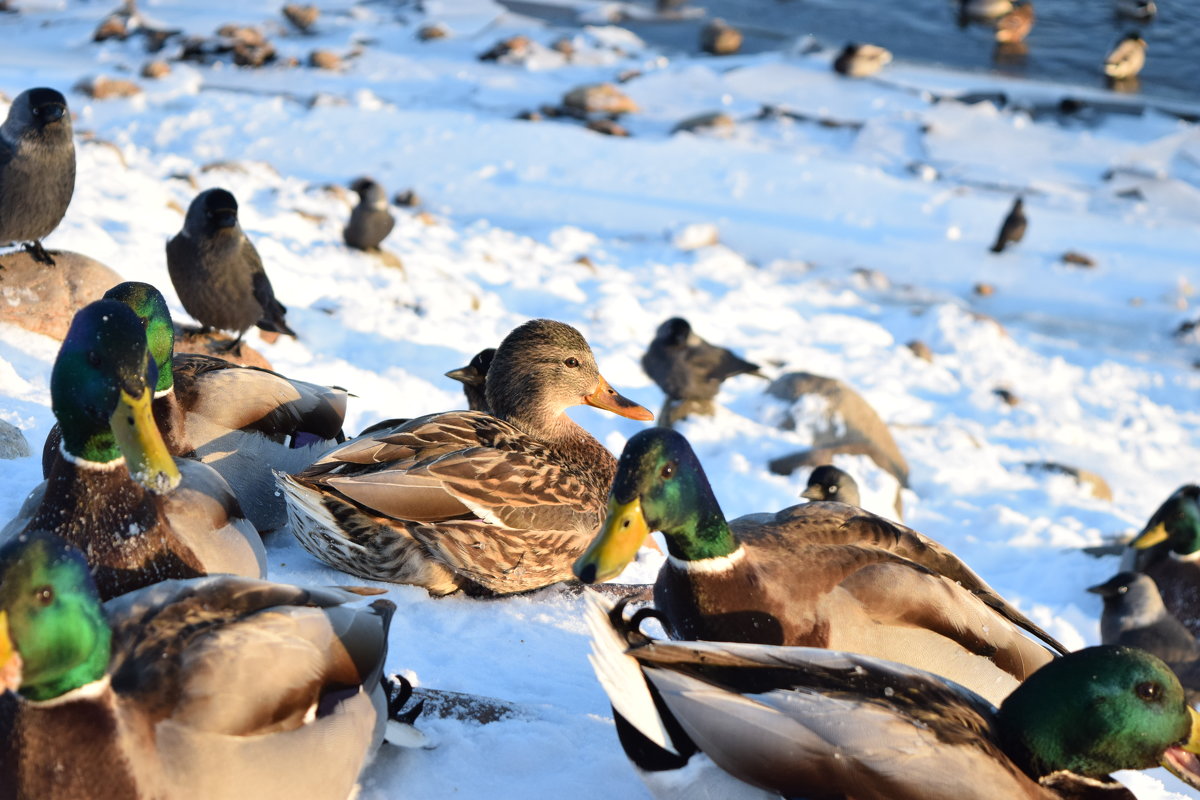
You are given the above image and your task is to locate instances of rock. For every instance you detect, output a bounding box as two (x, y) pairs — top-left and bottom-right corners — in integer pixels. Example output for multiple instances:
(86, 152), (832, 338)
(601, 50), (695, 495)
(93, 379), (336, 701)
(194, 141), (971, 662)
(766, 372), (910, 486)
(672, 111), (735, 135)
(562, 83), (638, 116)
(479, 35), (532, 62)
(1062, 250), (1096, 268)
(393, 189), (421, 207)
(308, 49), (341, 70)
(585, 119), (629, 137)
(974, 282), (995, 296)
(516, 110), (543, 122)
(1025, 461), (1113, 501)
(616, 69), (642, 83)
(0, 250), (123, 340)
(907, 339), (934, 362)
(217, 24), (266, 46)
(76, 76), (142, 99)
(700, 18), (742, 56)
(0, 420), (30, 460)
(417, 22), (450, 41)
(216, 25), (276, 67)
(282, 3), (318, 32)
(173, 325), (274, 369)
(551, 36), (575, 58)
(141, 60), (171, 79)
(93, 16), (130, 41)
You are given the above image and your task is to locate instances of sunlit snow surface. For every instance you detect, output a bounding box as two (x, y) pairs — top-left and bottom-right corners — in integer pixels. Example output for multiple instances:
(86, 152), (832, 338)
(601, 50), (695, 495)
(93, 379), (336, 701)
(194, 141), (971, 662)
(1, 0), (1199, 797)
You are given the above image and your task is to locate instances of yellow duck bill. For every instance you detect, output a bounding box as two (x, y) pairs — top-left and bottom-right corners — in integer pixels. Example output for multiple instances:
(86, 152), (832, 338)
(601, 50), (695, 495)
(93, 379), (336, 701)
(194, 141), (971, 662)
(1162, 707), (1200, 790)
(1131, 522), (1168, 549)
(573, 497), (649, 584)
(110, 387), (181, 494)
(0, 610), (21, 693)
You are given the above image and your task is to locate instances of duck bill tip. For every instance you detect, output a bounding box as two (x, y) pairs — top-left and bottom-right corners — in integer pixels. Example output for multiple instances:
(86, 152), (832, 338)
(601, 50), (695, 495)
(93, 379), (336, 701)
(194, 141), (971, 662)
(573, 498), (650, 584)
(110, 388), (181, 494)
(583, 377), (653, 422)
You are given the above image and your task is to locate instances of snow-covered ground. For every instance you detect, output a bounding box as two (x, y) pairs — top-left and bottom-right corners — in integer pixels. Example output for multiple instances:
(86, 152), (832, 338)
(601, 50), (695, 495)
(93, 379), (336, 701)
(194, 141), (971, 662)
(2, 0), (1199, 796)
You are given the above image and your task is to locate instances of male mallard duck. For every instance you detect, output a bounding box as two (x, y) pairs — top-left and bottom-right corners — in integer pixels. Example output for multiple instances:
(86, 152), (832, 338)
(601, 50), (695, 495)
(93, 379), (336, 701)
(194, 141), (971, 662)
(444, 347), (495, 412)
(1104, 32), (1147, 81)
(641, 317), (762, 427)
(68, 281), (345, 533)
(574, 428), (1064, 705)
(832, 43), (892, 78)
(278, 319), (653, 596)
(1128, 484), (1200, 636)
(585, 594), (1200, 800)
(3, 300), (265, 600)
(0, 530), (402, 800)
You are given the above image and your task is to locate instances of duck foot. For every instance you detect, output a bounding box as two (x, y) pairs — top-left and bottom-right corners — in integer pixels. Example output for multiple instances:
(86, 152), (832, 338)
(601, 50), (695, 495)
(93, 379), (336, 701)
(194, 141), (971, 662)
(24, 241), (55, 266)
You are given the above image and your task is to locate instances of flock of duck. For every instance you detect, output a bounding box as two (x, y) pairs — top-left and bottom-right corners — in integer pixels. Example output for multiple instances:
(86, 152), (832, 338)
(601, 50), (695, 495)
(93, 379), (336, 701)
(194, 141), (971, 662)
(2, 80), (1200, 800)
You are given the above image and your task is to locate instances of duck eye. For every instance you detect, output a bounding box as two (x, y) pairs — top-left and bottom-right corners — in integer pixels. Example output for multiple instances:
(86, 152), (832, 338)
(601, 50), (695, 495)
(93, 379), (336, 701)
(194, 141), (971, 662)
(660, 461), (676, 479)
(829, 485), (838, 493)
(564, 357), (580, 368)
(34, 585), (54, 606)
(1135, 681), (1162, 702)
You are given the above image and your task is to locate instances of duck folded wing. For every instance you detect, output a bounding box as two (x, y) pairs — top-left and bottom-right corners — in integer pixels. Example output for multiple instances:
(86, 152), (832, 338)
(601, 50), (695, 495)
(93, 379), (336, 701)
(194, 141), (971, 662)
(641, 667), (1047, 800)
(757, 506), (1067, 654)
(175, 355), (347, 444)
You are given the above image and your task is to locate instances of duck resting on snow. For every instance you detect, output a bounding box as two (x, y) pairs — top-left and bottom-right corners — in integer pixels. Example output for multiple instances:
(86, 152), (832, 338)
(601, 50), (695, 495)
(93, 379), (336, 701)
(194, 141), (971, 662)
(574, 428), (1065, 706)
(278, 318), (653, 596)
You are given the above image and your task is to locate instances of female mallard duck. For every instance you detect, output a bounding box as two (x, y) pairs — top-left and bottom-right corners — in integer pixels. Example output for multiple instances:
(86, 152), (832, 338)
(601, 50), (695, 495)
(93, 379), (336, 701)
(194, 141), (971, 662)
(585, 595), (1200, 800)
(574, 428), (1064, 706)
(71, 281), (346, 533)
(278, 319), (653, 596)
(3, 300), (265, 600)
(0, 530), (405, 799)
(1128, 484), (1200, 636)
(1104, 32), (1147, 81)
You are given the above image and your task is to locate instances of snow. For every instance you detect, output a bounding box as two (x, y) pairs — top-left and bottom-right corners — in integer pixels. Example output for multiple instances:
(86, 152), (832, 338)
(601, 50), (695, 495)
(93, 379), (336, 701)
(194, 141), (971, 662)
(2, 0), (1199, 797)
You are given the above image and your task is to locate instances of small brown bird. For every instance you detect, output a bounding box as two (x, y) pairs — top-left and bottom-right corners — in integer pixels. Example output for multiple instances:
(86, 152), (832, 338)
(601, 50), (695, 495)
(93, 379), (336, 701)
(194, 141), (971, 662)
(167, 188), (295, 350)
(994, 2), (1035, 43)
(990, 196), (1026, 253)
(1105, 32), (1147, 81)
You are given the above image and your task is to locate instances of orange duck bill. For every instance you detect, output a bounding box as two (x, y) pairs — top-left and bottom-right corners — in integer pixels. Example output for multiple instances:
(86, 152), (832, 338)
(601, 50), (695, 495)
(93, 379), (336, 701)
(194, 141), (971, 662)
(583, 376), (653, 421)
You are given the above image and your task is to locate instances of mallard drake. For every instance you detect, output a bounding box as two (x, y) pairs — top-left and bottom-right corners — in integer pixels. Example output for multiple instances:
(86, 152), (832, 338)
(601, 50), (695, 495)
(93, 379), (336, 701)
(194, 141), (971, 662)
(585, 594), (1200, 800)
(3, 300), (265, 600)
(1128, 484), (1200, 636)
(1104, 32), (1147, 81)
(642, 317), (762, 427)
(995, 3), (1034, 43)
(0, 530), (404, 800)
(444, 347), (495, 412)
(278, 319), (653, 596)
(107, 281), (345, 532)
(800, 464), (861, 506)
(832, 43), (892, 78)
(574, 428), (1064, 705)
